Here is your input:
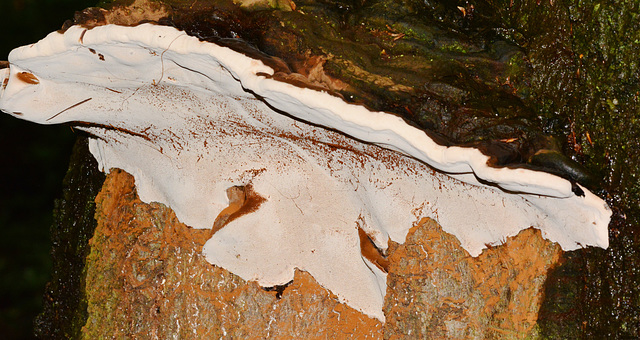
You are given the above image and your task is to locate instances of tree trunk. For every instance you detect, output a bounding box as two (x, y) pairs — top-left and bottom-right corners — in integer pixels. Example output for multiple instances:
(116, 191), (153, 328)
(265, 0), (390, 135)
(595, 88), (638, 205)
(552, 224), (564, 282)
(30, 0), (640, 338)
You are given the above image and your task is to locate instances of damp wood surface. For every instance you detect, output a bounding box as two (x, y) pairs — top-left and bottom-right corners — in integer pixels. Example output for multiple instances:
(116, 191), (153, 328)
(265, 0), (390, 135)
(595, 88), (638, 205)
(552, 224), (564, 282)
(384, 219), (561, 339)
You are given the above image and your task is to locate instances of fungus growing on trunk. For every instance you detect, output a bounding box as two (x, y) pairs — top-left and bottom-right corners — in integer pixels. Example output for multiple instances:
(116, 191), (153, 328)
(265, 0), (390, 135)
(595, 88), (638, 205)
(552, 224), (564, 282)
(0, 24), (610, 321)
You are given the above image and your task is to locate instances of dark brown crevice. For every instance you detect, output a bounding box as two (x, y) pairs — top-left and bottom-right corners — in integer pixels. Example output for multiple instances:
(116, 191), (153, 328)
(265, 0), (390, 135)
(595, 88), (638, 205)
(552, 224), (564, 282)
(262, 279), (294, 299)
(70, 121), (153, 142)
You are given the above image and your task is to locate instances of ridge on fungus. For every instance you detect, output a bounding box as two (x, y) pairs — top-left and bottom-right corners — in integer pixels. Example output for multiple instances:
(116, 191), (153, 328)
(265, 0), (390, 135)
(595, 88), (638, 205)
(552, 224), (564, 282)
(0, 24), (610, 320)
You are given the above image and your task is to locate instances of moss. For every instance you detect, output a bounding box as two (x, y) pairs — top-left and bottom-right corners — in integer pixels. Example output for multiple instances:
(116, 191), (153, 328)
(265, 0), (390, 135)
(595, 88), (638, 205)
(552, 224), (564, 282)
(95, 0), (134, 8)
(33, 137), (105, 339)
(472, 0), (640, 337)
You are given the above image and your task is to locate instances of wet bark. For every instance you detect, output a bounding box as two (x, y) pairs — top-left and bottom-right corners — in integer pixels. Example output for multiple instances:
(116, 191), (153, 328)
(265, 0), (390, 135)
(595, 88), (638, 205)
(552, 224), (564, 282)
(34, 137), (105, 339)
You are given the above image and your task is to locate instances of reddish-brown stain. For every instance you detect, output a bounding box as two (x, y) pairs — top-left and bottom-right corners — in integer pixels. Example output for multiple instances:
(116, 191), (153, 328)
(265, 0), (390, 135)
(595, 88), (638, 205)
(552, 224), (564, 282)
(358, 227), (390, 273)
(16, 72), (39, 84)
(210, 183), (267, 237)
(79, 29), (87, 43)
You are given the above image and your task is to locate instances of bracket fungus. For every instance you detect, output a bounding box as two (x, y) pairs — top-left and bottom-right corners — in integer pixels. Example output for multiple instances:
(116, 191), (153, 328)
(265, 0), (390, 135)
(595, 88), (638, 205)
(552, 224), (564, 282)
(0, 24), (610, 321)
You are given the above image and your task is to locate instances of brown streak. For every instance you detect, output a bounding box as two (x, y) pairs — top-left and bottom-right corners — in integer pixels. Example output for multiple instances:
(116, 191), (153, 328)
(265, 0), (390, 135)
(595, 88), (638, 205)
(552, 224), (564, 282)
(79, 29), (87, 43)
(210, 185), (266, 237)
(16, 72), (39, 84)
(69, 120), (153, 142)
(359, 227), (390, 273)
(46, 98), (92, 121)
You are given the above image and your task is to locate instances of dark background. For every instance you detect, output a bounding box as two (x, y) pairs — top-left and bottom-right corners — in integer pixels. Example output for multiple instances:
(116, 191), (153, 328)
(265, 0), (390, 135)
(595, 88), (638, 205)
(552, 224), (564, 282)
(0, 0), (97, 338)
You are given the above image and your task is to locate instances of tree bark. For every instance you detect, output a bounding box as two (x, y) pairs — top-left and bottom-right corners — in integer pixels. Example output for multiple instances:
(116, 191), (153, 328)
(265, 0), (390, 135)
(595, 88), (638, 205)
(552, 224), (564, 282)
(46, 158), (558, 338)
(34, 0), (640, 337)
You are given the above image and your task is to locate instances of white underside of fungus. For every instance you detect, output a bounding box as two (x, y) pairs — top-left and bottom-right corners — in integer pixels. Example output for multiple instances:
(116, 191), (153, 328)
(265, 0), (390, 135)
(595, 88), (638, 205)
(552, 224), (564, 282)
(0, 24), (610, 321)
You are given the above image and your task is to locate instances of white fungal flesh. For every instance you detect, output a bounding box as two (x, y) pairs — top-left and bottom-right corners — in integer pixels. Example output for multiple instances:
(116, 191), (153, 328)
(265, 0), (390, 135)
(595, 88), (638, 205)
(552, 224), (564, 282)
(0, 24), (610, 321)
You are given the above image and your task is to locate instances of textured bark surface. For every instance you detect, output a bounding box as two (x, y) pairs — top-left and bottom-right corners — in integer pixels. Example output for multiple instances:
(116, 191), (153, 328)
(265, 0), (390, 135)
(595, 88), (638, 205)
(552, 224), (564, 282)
(384, 219), (561, 339)
(81, 168), (562, 338)
(84, 169), (382, 338)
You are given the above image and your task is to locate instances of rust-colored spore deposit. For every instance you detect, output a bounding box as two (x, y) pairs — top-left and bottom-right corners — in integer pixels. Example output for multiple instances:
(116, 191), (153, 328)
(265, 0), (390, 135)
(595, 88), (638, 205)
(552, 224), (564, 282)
(84, 169), (382, 338)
